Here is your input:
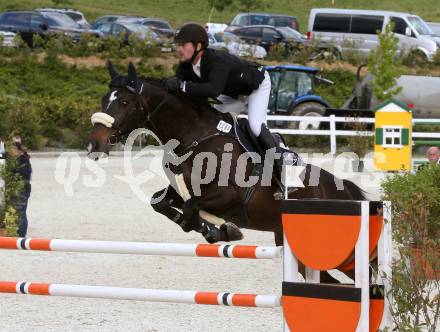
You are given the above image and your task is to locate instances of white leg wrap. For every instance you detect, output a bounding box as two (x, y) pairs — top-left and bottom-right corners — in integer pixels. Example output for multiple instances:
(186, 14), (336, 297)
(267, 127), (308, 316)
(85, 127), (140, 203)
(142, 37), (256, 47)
(175, 174), (226, 226)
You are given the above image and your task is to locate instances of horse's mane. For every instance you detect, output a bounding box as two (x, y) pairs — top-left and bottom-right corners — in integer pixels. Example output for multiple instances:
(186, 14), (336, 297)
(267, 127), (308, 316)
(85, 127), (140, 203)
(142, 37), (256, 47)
(140, 76), (222, 118)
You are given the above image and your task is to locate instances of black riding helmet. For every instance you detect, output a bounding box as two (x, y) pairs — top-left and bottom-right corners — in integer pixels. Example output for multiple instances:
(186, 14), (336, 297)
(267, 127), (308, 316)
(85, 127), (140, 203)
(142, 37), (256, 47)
(174, 23), (209, 47)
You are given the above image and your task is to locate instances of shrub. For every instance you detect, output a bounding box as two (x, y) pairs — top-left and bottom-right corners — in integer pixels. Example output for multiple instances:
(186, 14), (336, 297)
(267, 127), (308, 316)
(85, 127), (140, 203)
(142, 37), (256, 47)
(382, 165), (440, 331)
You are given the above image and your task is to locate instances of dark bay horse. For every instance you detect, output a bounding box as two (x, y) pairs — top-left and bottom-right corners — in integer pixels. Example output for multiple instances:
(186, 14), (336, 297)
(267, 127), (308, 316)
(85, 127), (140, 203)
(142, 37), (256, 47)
(86, 63), (366, 281)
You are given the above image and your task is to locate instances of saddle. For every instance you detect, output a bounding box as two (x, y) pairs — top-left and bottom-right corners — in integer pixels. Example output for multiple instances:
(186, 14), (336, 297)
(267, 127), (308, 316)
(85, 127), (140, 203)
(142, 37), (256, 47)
(219, 113), (301, 166)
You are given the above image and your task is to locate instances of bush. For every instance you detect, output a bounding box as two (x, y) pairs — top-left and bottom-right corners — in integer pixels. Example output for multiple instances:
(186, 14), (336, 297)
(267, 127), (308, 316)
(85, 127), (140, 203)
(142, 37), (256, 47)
(381, 165), (440, 331)
(382, 165), (440, 245)
(0, 54), (169, 149)
(433, 49), (440, 67)
(0, 145), (24, 236)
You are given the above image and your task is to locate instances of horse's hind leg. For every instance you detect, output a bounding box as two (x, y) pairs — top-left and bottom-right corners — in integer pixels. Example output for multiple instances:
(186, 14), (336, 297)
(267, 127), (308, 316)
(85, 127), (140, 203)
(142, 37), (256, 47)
(182, 196), (239, 243)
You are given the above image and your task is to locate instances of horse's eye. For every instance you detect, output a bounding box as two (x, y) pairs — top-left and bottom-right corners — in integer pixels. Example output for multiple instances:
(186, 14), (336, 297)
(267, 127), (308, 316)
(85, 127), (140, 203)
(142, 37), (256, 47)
(121, 100), (129, 106)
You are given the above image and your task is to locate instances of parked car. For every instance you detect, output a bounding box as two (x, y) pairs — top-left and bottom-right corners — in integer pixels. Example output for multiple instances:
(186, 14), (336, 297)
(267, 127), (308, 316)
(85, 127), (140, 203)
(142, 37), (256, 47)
(427, 22), (440, 36)
(35, 8), (90, 28)
(231, 25), (303, 52)
(90, 15), (142, 29)
(308, 8), (440, 61)
(0, 10), (98, 46)
(205, 22), (227, 34)
(120, 17), (174, 38)
(208, 31), (266, 58)
(94, 22), (172, 51)
(226, 13), (299, 32)
(0, 30), (16, 47)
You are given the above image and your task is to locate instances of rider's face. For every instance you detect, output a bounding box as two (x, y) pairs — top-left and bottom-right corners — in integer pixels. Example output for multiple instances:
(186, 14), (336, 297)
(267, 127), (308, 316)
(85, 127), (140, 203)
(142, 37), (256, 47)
(176, 42), (200, 63)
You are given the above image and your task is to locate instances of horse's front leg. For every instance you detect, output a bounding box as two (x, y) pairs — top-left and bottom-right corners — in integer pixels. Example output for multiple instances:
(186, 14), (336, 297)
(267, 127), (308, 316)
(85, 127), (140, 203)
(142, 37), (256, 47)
(151, 186), (235, 243)
(150, 186), (191, 231)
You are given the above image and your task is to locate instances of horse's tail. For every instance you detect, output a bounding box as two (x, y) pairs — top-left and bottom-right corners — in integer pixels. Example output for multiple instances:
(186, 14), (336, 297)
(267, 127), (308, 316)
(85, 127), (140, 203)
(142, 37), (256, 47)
(342, 179), (368, 200)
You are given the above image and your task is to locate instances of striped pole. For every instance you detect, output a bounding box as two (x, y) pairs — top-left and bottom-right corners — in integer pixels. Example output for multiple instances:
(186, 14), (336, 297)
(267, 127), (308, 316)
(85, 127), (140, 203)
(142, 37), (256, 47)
(0, 237), (281, 259)
(0, 281), (280, 308)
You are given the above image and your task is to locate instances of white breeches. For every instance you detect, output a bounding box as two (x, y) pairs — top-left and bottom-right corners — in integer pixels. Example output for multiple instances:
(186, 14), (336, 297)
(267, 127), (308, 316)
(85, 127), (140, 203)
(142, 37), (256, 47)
(214, 71), (271, 137)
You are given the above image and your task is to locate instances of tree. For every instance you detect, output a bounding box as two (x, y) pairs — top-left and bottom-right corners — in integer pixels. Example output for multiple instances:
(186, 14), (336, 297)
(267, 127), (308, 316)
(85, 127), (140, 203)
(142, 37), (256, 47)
(367, 22), (403, 102)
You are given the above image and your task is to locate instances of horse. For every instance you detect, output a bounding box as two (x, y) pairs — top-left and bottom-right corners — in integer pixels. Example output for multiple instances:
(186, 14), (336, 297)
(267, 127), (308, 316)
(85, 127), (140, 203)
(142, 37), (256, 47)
(86, 62), (367, 283)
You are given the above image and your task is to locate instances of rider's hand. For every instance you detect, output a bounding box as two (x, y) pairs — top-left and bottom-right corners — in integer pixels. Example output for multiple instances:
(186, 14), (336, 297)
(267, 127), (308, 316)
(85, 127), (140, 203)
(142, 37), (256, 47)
(166, 77), (183, 92)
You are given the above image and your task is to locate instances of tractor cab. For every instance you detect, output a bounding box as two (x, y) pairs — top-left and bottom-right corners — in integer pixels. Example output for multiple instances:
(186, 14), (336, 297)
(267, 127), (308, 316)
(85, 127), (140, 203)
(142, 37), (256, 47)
(266, 65), (331, 129)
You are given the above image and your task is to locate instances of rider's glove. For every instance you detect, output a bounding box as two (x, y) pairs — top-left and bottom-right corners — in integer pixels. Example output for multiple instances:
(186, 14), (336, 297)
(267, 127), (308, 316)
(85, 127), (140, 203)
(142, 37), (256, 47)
(166, 77), (184, 93)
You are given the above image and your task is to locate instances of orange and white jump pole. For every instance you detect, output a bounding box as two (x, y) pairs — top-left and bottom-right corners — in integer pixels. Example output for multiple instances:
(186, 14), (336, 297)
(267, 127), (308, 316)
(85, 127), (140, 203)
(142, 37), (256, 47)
(0, 281), (280, 308)
(0, 237), (282, 259)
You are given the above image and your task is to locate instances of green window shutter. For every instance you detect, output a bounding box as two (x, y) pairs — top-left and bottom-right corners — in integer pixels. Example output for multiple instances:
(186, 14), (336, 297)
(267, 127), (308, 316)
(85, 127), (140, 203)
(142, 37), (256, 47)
(375, 128), (383, 145)
(401, 128), (409, 145)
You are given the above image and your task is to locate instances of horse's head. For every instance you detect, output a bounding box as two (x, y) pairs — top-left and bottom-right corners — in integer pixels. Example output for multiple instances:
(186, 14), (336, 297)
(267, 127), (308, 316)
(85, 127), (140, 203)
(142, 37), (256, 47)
(86, 61), (148, 160)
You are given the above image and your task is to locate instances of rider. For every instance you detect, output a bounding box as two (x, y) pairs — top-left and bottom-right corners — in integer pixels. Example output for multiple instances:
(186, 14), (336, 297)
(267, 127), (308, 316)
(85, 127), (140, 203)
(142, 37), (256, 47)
(165, 23), (286, 198)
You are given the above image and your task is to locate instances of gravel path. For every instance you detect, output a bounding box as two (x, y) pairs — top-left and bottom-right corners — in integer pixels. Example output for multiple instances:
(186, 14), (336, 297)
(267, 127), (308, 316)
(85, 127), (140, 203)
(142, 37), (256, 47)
(0, 152), (384, 332)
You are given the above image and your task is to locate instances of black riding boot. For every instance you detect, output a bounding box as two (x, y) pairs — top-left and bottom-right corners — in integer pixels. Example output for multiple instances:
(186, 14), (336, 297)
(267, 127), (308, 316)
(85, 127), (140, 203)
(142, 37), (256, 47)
(257, 124), (285, 200)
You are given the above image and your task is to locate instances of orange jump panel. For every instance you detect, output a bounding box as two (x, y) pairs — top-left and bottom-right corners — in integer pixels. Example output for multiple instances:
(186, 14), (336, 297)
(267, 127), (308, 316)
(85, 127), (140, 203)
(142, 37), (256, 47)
(282, 282), (361, 332)
(340, 202), (384, 271)
(282, 213), (361, 270)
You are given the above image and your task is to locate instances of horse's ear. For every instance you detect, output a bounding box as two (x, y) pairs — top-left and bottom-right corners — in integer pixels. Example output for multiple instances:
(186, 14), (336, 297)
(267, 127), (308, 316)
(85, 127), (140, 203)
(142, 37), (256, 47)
(107, 60), (118, 79)
(127, 62), (137, 81)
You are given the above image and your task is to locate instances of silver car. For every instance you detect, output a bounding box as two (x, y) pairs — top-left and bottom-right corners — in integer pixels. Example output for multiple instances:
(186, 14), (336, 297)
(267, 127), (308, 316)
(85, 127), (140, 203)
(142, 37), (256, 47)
(208, 31), (267, 59)
(427, 22), (440, 36)
(308, 8), (439, 61)
(0, 30), (16, 47)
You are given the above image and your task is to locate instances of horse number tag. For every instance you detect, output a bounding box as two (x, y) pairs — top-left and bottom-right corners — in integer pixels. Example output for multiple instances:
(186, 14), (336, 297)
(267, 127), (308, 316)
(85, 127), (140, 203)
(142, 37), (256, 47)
(216, 120), (232, 133)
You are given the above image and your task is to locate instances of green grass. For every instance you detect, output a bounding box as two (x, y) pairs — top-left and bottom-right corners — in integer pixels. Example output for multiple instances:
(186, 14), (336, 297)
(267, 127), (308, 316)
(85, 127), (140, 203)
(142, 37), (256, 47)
(1, 0), (440, 31)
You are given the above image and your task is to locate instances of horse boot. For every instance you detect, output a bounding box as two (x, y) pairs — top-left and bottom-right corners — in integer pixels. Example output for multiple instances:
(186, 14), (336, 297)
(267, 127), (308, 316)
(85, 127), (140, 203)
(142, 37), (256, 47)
(257, 124), (285, 200)
(197, 220), (243, 243)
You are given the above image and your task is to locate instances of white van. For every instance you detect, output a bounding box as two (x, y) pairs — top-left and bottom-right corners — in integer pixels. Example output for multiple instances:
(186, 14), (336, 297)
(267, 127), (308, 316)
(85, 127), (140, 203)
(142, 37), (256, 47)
(308, 8), (439, 61)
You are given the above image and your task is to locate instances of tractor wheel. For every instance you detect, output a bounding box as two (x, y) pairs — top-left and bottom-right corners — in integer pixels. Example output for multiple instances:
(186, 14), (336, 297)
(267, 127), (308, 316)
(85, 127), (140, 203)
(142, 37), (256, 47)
(288, 102), (326, 130)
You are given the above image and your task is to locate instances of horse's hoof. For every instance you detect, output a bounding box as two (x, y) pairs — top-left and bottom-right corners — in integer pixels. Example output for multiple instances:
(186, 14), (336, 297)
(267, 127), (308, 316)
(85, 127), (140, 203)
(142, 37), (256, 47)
(221, 222), (243, 242)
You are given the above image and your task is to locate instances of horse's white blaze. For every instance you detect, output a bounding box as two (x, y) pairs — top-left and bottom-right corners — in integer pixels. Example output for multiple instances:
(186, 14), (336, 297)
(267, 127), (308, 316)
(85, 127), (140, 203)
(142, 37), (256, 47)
(106, 90), (118, 111)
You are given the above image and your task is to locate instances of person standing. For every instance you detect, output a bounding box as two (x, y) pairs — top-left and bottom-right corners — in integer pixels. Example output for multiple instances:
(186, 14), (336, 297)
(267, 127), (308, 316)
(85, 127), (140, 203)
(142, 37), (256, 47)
(427, 146), (440, 165)
(10, 137), (32, 237)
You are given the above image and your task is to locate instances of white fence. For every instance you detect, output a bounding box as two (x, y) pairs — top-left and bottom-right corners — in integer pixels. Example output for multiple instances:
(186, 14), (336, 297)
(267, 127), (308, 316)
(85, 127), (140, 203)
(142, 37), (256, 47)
(266, 115), (440, 154)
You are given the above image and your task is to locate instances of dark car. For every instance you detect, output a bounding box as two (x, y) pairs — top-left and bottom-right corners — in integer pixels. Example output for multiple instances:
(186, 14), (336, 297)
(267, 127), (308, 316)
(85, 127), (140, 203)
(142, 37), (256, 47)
(94, 22), (173, 52)
(231, 25), (304, 52)
(35, 8), (90, 28)
(226, 13), (299, 32)
(0, 10), (97, 46)
(122, 18), (174, 39)
(90, 15), (142, 29)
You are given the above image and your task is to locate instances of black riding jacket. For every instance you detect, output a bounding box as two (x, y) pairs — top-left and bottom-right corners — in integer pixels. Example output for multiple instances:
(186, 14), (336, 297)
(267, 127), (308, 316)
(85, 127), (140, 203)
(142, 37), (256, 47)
(176, 48), (265, 99)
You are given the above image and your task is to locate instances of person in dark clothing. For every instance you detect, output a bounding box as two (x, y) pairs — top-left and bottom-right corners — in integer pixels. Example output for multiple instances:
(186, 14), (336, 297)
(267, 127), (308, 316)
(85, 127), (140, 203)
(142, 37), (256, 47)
(10, 139), (32, 237)
(165, 23), (286, 198)
(0, 137), (5, 160)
